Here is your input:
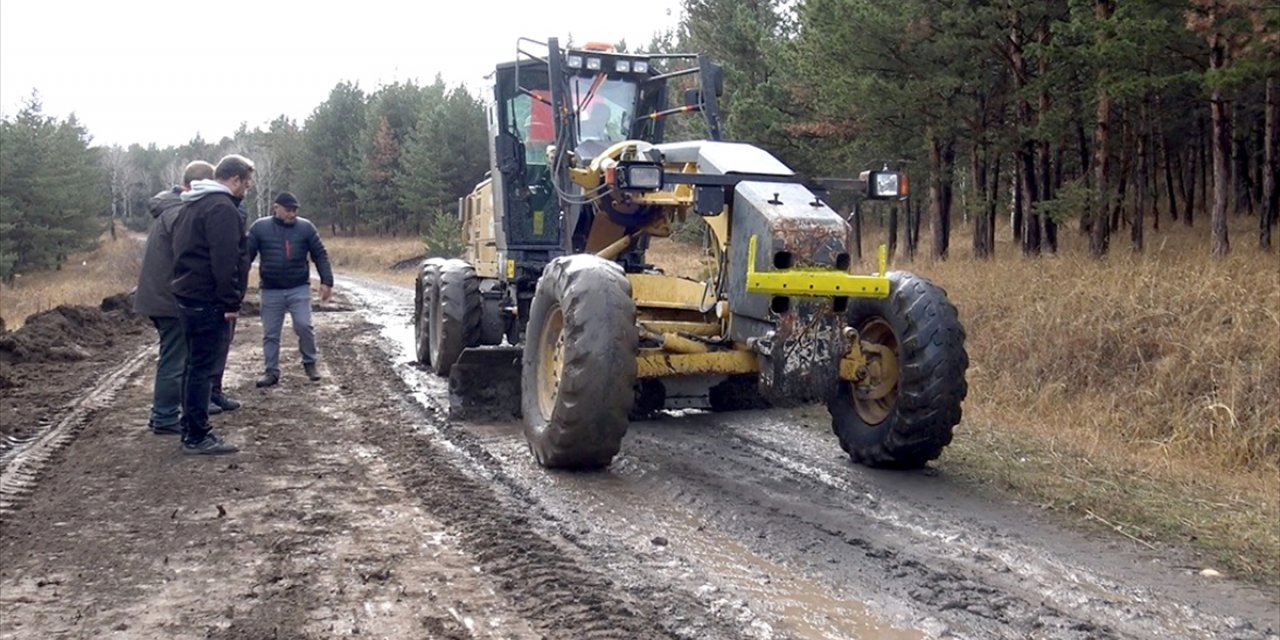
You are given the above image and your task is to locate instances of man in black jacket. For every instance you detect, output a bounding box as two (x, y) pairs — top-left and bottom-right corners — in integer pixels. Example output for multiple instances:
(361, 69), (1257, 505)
(246, 191), (334, 387)
(134, 160), (215, 435)
(170, 154), (255, 455)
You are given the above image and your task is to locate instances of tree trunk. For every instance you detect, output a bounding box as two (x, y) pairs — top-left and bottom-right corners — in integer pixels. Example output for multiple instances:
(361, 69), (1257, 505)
(929, 137), (955, 260)
(887, 205), (899, 265)
(1263, 76), (1277, 251)
(1198, 115), (1208, 225)
(1114, 147), (1129, 232)
(1180, 146), (1194, 226)
(1013, 161), (1024, 242)
(1209, 31), (1231, 257)
(1133, 112), (1147, 252)
(989, 154), (1001, 255)
(911, 198), (924, 259)
(851, 200), (864, 261)
(1037, 21), (1056, 253)
(1164, 134), (1179, 224)
(1089, 0), (1114, 257)
(1234, 101), (1254, 216)
(973, 144), (992, 259)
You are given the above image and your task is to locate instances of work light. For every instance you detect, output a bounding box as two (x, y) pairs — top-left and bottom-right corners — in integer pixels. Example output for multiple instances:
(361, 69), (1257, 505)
(859, 169), (908, 199)
(586, 57), (602, 71)
(618, 162), (664, 191)
(615, 60), (631, 73)
(567, 54), (583, 69)
(633, 60), (649, 74)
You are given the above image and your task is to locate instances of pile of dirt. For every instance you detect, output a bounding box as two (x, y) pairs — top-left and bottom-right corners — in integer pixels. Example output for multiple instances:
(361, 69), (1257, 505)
(0, 293), (145, 367)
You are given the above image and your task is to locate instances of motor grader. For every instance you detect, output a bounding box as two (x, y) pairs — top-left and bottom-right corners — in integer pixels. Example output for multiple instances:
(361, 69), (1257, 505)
(413, 37), (968, 470)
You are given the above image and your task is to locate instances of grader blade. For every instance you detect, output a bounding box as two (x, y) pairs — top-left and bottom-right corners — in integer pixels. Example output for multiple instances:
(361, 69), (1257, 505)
(446, 346), (522, 422)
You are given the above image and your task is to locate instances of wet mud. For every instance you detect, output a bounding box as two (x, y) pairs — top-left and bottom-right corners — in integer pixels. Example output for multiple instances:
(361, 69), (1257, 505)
(0, 278), (1275, 640)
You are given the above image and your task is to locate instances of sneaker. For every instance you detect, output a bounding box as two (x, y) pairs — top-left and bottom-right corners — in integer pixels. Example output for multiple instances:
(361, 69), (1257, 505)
(149, 421), (182, 436)
(303, 362), (321, 382)
(182, 434), (239, 455)
(211, 394), (241, 411)
(208, 403), (223, 415)
(255, 372), (279, 388)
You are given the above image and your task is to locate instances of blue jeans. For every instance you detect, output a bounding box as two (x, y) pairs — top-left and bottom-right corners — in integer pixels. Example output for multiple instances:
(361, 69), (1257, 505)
(177, 297), (232, 444)
(260, 285), (316, 375)
(148, 316), (186, 429)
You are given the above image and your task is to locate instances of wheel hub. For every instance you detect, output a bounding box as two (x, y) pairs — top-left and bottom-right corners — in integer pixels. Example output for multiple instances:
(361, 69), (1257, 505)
(852, 318), (899, 425)
(537, 306), (566, 420)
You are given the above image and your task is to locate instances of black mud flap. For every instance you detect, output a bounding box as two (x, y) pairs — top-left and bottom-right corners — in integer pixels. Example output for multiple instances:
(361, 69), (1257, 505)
(446, 346), (523, 421)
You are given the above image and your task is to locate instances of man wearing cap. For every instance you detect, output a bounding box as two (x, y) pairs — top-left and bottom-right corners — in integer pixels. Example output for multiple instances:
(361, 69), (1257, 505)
(245, 191), (335, 387)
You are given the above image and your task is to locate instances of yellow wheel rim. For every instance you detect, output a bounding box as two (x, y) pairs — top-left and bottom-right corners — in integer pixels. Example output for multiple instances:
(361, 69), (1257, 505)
(853, 317), (899, 425)
(536, 305), (566, 420)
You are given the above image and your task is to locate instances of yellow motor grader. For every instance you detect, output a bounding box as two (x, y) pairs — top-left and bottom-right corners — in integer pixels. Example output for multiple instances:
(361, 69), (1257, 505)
(413, 37), (968, 470)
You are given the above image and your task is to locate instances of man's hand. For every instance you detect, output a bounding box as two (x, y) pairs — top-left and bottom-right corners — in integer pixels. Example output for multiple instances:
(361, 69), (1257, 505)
(320, 284), (333, 302)
(224, 312), (238, 322)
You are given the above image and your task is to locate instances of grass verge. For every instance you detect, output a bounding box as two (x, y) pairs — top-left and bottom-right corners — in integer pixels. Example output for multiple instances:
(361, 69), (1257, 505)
(0, 232), (145, 330)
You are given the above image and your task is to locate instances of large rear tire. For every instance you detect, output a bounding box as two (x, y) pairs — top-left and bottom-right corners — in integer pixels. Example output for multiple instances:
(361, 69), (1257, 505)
(829, 271), (968, 469)
(521, 255), (637, 469)
(414, 259), (445, 365)
(429, 259), (482, 376)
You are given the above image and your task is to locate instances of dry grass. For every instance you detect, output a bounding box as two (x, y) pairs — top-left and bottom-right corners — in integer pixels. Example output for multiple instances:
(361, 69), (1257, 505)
(846, 216), (1277, 582)
(323, 235), (425, 288)
(651, 216), (1279, 582)
(0, 232), (146, 330)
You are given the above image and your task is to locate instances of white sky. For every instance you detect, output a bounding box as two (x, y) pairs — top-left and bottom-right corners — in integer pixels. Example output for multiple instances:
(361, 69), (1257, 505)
(0, 0), (685, 149)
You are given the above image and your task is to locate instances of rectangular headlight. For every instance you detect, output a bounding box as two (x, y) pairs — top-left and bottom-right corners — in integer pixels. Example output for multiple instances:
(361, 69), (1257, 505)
(633, 60), (649, 73)
(615, 60), (631, 73)
(873, 172), (900, 198)
(620, 163), (664, 191)
(586, 57), (602, 71)
(567, 54), (583, 69)
(860, 170), (906, 199)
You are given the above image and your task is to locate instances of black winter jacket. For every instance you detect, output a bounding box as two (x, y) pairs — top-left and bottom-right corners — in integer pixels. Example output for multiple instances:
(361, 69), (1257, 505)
(246, 215), (334, 290)
(133, 187), (184, 318)
(170, 180), (248, 311)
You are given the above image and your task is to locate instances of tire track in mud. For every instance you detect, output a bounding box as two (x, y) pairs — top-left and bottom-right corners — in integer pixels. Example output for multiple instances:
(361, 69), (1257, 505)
(618, 417), (1271, 640)
(331, 320), (751, 640)
(620, 425), (1106, 639)
(0, 345), (151, 517)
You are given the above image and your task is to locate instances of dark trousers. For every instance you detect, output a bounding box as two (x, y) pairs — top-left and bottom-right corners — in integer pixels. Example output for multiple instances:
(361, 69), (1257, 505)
(210, 317), (236, 398)
(177, 297), (231, 444)
(148, 316), (187, 428)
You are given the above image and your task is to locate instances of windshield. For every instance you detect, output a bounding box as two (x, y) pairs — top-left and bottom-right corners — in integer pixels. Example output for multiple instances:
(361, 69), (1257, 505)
(571, 76), (636, 144)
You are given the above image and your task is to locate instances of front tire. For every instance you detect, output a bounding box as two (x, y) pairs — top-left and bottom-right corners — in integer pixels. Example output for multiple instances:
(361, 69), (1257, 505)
(829, 271), (968, 469)
(414, 259), (445, 365)
(521, 255), (637, 469)
(429, 259), (482, 376)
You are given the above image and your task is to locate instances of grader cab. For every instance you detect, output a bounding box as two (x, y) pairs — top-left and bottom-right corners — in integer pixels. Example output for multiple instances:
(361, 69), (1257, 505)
(413, 37), (968, 470)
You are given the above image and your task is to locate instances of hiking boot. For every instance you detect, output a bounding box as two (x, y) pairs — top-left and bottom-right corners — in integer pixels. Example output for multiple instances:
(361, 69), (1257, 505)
(303, 362), (321, 382)
(149, 421), (182, 436)
(255, 372), (279, 388)
(182, 433), (239, 456)
(211, 394), (241, 411)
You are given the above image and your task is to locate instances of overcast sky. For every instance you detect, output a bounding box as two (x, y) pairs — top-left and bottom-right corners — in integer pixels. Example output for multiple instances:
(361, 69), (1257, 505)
(0, 0), (685, 149)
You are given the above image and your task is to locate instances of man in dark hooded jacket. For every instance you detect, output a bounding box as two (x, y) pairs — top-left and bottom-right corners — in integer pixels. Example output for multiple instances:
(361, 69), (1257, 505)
(170, 154), (255, 455)
(134, 160), (215, 435)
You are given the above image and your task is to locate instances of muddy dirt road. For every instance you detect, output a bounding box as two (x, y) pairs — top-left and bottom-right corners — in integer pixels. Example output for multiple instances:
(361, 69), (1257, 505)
(1, 277), (1276, 639)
